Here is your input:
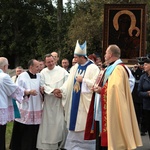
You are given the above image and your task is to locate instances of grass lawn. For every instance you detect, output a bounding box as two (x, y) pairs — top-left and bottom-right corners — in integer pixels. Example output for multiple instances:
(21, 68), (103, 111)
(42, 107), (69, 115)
(6, 122), (13, 150)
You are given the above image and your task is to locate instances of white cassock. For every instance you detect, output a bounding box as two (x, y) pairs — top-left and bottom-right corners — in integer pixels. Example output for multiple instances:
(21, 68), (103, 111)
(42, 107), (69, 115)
(60, 61), (100, 150)
(36, 66), (68, 150)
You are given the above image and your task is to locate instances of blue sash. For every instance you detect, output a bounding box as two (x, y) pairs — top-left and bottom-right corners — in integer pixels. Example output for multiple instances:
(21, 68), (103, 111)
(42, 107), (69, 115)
(103, 59), (122, 85)
(69, 60), (93, 130)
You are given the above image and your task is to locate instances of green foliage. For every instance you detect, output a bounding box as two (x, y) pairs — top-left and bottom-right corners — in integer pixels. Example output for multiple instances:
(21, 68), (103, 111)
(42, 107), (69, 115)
(67, 0), (104, 57)
(0, 0), (58, 68)
(67, 0), (150, 58)
(0, 0), (150, 67)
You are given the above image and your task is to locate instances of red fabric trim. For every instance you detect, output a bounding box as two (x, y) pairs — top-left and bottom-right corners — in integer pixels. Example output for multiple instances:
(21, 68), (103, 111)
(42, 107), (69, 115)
(101, 83), (108, 146)
(84, 93), (97, 140)
(119, 64), (129, 77)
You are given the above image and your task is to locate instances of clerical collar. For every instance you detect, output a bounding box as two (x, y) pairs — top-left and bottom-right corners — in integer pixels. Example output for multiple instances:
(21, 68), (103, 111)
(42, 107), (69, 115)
(109, 61), (115, 66)
(27, 70), (37, 79)
(80, 60), (90, 66)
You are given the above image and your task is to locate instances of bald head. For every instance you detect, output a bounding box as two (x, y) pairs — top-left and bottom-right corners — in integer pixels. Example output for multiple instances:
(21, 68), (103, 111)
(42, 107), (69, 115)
(104, 45), (121, 64)
(108, 45), (121, 58)
(51, 52), (59, 64)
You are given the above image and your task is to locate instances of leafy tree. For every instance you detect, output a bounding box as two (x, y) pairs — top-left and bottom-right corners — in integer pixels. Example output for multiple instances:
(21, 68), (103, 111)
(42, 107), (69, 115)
(0, 0), (57, 68)
(66, 0), (103, 58)
(0, 0), (149, 68)
(66, 0), (150, 60)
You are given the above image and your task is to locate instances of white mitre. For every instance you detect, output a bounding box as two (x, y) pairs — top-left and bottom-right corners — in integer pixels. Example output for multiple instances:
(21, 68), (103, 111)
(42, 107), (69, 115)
(74, 40), (87, 57)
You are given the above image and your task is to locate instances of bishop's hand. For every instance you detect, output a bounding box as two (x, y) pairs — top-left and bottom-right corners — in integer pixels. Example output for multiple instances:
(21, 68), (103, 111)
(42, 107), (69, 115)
(53, 89), (62, 98)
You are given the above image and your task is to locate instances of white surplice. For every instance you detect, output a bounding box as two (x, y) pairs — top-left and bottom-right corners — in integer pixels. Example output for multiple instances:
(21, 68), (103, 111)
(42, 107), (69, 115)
(15, 71), (43, 124)
(0, 69), (24, 125)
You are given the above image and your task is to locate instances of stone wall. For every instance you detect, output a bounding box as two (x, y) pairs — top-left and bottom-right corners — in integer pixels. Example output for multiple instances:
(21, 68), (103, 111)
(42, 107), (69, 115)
(7, 69), (16, 77)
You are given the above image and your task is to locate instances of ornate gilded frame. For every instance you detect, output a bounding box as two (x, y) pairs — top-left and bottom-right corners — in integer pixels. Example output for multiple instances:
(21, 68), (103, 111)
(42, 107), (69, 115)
(102, 4), (147, 61)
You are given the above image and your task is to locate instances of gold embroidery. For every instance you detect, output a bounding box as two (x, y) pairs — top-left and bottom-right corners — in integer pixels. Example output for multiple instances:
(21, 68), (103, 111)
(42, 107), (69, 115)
(73, 81), (80, 93)
(102, 83), (108, 133)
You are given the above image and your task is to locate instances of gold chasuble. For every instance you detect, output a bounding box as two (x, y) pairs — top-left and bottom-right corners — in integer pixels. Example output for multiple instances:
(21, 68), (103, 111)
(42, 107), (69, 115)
(85, 64), (142, 150)
(101, 65), (142, 149)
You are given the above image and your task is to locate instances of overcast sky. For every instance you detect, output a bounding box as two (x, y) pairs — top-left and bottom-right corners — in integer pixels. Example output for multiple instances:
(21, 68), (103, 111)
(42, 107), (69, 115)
(53, 0), (73, 7)
(63, 0), (69, 6)
(63, 0), (68, 4)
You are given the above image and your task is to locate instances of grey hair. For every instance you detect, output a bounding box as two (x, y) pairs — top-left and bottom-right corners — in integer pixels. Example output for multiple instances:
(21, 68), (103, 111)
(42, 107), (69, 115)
(15, 66), (23, 70)
(0, 57), (8, 68)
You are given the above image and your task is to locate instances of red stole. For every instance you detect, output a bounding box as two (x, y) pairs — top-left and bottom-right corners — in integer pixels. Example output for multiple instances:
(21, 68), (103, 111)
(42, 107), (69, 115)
(84, 70), (105, 140)
(84, 93), (97, 140)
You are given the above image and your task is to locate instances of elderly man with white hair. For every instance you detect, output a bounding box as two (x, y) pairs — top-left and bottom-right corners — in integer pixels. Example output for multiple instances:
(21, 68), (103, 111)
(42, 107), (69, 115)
(0, 57), (27, 150)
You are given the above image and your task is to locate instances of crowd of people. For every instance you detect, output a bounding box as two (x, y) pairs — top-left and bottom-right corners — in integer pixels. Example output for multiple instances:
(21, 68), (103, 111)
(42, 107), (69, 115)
(1, 40), (150, 150)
